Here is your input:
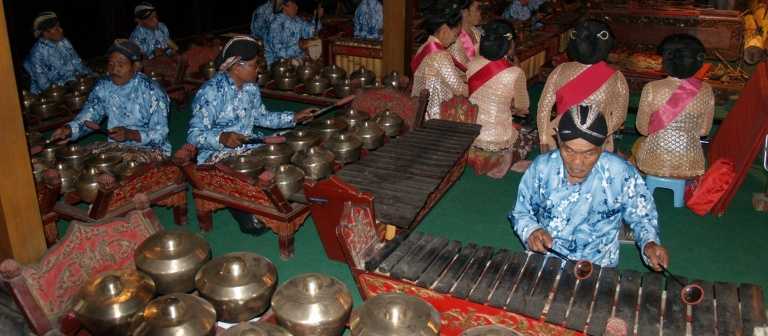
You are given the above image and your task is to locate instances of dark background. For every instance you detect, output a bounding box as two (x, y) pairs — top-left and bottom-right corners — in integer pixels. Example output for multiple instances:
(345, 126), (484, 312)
(4, 0), (267, 83)
(5, 0), (349, 83)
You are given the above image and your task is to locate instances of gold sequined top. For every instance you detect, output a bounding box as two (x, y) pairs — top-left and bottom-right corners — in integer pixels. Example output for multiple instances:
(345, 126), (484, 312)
(468, 57), (529, 151)
(635, 77), (714, 178)
(411, 36), (468, 120)
(448, 26), (482, 71)
(536, 62), (629, 151)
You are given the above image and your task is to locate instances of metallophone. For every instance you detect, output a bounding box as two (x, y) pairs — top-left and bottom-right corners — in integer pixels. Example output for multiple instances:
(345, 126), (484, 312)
(304, 117), (482, 262)
(333, 204), (768, 336)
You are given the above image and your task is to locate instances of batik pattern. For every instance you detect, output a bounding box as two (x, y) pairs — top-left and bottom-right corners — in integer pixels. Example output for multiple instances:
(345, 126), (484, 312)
(188, 72), (295, 163)
(510, 151), (660, 267)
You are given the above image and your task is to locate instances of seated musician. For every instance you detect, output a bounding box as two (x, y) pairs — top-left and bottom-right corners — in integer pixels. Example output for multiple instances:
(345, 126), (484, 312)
(23, 11), (93, 95)
(251, 0), (281, 40)
(536, 19), (629, 153)
(635, 34), (714, 179)
(411, 0), (468, 120)
(187, 36), (314, 164)
(510, 105), (669, 270)
(264, 0), (323, 66)
(448, 0), (483, 70)
(50, 40), (170, 160)
(467, 20), (531, 179)
(129, 2), (177, 59)
(187, 36), (314, 233)
(353, 0), (383, 40)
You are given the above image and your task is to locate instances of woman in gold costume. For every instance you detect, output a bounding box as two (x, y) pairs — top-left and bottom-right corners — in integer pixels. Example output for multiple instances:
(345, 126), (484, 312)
(636, 34), (714, 178)
(467, 20), (532, 178)
(448, 0), (483, 70)
(410, 0), (468, 120)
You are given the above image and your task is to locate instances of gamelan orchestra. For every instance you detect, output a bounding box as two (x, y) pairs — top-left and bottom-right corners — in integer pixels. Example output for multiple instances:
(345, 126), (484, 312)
(4, 0), (768, 335)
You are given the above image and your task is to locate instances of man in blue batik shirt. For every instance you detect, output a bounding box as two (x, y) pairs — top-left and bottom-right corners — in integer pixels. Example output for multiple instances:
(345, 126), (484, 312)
(51, 40), (171, 157)
(510, 105), (670, 270)
(251, 0), (281, 40)
(188, 36), (315, 164)
(129, 2), (176, 59)
(264, 0), (323, 65)
(353, 0), (383, 40)
(23, 12), (92, 95)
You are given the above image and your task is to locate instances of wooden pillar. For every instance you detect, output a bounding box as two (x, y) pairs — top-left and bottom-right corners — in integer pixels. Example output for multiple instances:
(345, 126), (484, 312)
(0, 2), (46, 263)
(383, 0), (412, 75)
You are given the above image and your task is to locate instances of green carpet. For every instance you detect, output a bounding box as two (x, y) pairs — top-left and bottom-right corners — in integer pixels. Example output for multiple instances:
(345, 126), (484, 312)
(61, 91), (768, 310)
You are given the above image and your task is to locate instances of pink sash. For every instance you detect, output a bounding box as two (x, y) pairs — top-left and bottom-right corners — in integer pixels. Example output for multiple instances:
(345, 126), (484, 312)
(648, 77), (703, 134)
(458, 29), (477, 59)
(555, 61), (616, 116)
(410, 40), (468, 73)
(468, 58), (513, 96)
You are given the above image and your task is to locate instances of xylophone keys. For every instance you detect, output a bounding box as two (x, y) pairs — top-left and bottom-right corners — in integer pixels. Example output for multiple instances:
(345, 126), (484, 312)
(636, 272), (664, 336)
(377, 232), (425, 273)
(505, 253), (545, 313)
(487, 252), (526, 308)
(739, 283), (767, 336)
(546, 260), (579, 325)
(416, 240), (462, 288)
(585, 268), (619, 336)
(714, 282), (743, 336)
(662, 275), (687, 335)
(451, 246), (494, 299)
(613, 270), (642, 333)
(690, 280), (716, 336)
(433, 243), (478, 293)
(390, 234), (437, 280)
(365, 234), (406, 271)
(468, 250), (513, 304)
(523, 256), (562, 318)
(397, 236), (449, 281)
(565, 263), (602, 330)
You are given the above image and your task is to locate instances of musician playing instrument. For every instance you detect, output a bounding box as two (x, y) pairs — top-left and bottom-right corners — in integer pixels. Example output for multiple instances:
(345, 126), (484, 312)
(536, 19), (629, 153)
(353, 0), (383, 40)
(264, 0), (323, 66)
(23, 11), (93, 95)
(50, 40), (171, 160)
(187, 36), (314, 164)
(448, 0), (483, 70)
(252, 0), (281, 40)
(466, 20), (531, 178)
(635, 34), (714, 179)
(511, 105), (669, 270)
(130, 2), (177, 59)
(411, 0), (468, 120)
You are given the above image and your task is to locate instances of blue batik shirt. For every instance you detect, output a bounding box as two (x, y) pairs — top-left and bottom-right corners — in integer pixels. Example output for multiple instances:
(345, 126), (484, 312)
(251, 1), (276, 40)
(23, 38), (92, 95)
(130, 22), (171, 59)
(264, 13), (320, 65)
(188, 72), (296, 163)
(353, 0), (383, 40)
(509, 151), (660, 267)
(67, 73), (171, 155)
(503, 0), (531, 21)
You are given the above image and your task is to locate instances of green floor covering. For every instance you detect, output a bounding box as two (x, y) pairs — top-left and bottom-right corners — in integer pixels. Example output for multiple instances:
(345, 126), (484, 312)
(60, 90), (768, 310)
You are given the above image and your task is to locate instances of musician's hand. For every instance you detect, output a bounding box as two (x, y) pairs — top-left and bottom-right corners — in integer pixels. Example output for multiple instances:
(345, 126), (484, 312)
(51, 126), (72, 144)
(643, 242), (669, 272)
(527, 228), (553, 254)
(219, 131), (247, 148)
(299, 39), (308, 50)
(294, 108), (317, 123)
(108, 127), (141, 142)
(316, 6), (324, 18)
(154, 48), (165, 58)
